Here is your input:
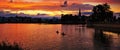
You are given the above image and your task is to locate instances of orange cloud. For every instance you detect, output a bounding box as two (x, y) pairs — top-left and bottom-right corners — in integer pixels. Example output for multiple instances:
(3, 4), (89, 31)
(0, 0), (119, 16)
(0, 2), (59, 10)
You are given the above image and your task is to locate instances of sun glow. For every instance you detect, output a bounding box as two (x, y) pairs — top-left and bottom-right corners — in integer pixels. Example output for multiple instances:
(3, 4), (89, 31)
(8, 10), (70, 16)
(0, 1), (119, 17)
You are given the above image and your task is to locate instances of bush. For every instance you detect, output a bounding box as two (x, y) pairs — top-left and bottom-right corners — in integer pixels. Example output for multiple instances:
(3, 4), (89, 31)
(0, 41), (23, 50)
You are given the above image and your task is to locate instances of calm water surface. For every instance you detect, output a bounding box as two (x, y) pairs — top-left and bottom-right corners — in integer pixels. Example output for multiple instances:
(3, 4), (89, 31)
(0, 24), (120, 50)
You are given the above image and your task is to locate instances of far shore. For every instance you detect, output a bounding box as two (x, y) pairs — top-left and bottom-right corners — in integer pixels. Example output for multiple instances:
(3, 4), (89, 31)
(88, 23), (120, 28)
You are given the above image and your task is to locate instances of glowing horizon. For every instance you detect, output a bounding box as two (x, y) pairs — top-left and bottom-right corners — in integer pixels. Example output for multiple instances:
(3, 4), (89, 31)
(0, 0), (120, 17)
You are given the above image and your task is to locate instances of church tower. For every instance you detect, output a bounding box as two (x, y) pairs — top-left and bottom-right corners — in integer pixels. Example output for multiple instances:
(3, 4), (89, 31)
(78, 8), (81, 16)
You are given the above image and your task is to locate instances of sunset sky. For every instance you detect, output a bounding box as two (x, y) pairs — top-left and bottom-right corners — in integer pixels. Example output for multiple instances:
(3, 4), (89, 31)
(0, 0), (120, 17)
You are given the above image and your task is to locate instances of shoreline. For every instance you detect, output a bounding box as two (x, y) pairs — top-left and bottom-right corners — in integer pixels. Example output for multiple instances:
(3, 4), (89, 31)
(87, 23), (120, 33)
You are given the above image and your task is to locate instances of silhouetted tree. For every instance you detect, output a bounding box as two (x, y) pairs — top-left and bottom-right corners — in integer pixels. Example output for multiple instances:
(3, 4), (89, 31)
(89, 3), (113, 23)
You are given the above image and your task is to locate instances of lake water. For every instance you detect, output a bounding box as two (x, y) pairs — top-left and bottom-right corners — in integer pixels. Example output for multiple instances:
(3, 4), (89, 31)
(0, 24), (120, 50)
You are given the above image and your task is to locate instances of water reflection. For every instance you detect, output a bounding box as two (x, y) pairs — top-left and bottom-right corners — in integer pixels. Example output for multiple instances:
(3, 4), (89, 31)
(0, 24), (62, 50)
(94, 29), (111, 50)
(94, 28), (120, 50)
(0, 24), (119, 50)
(61, 24), (94, 50)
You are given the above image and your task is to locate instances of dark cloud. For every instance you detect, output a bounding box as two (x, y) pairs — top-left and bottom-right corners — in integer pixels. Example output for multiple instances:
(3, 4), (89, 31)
(111, 0), (120, 3)
(62, 3), (93, 11)
(30, 5), (60, 11)
(0, 11), (51, 17)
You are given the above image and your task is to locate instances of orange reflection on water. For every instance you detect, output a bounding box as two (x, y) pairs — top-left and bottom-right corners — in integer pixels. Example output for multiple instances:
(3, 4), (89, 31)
(103, 31), (120, 47)
(0, 24), (120, 50)
(103, 31), (119, 38)
(0, 24), (61, 50)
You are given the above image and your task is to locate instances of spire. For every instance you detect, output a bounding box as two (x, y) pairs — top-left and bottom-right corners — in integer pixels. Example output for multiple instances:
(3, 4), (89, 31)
(78, 8), (81, 16)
